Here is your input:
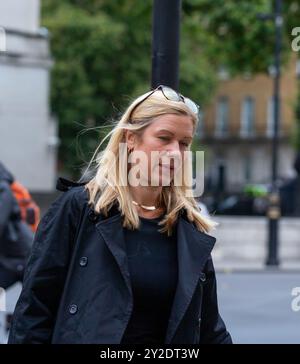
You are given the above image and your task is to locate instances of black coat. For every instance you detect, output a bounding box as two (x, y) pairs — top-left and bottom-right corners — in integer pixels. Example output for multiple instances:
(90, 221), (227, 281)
(8, 177), (232, 344)
(0, 163), (33, 273)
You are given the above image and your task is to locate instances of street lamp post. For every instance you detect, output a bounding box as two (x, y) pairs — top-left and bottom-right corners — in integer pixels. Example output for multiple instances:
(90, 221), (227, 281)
(151, 0), (181, 91)
(257, 0), (282, 266)
(266, 0), (282, 266)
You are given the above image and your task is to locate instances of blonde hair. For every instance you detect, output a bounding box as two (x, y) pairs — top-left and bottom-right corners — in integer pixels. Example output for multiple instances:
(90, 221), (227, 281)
(82, 90), (217, 236)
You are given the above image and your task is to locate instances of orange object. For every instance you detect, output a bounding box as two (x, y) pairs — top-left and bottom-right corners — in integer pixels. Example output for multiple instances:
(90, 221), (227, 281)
(10, 181), (40, 232)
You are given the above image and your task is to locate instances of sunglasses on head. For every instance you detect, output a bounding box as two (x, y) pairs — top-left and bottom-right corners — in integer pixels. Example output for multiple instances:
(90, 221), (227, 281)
(128, 85), (200, 122)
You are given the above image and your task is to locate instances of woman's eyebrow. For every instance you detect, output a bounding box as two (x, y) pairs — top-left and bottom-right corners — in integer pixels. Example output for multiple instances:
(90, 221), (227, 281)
(156, 129), (192, 140)
(156, 129), (174, 135)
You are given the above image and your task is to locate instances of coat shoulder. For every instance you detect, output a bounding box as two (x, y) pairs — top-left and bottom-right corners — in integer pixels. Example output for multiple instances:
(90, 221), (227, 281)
(199, 230), (217, 245)
(61, 185), (89, 214)
(39, 179), (90, 228)
(54, 177), (90, 210)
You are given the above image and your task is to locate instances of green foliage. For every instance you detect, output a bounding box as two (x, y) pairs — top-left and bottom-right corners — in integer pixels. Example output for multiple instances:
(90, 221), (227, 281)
(42, 0), (300, 178)
(244, 184), (268, 197)
(42, 0), (153, 177)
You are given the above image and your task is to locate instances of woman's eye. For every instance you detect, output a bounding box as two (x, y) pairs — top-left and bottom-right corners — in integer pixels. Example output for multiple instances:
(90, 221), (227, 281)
(158, 137), (189, 147)
(158, 136), (169, 141)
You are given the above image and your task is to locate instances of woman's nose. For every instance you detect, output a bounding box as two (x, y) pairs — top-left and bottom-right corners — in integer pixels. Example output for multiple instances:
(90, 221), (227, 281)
(168, 140), (181, 153)
(165, 148), (182, 165)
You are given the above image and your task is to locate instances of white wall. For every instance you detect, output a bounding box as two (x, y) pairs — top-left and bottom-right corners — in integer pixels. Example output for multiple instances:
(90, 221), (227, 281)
(0, 0), (57, 192)
(0, 0), (40, 32)
(0, 64), (57, 191)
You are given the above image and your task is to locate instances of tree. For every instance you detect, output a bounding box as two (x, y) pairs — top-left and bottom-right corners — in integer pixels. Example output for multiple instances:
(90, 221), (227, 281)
(42, 0), (300, 178)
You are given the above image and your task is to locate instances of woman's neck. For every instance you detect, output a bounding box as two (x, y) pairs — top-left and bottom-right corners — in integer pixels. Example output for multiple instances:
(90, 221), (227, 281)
(129, 185), (165, 218)
(129, 185), (162, 207)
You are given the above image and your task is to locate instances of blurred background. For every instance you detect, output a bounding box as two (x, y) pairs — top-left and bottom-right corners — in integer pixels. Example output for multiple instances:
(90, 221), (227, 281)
(1, 0), (300, 344)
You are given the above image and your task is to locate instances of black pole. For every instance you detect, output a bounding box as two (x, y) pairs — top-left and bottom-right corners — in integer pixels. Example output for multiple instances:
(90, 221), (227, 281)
(151, 0), (181, 91)
(266, 0), (282, 266)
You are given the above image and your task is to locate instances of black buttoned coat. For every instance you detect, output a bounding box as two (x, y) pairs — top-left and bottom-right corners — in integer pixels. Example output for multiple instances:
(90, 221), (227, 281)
(8, 178), (232, 344)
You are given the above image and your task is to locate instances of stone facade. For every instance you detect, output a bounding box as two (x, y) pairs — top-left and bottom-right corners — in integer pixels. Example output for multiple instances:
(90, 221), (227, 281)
(0, 0), (58, 192)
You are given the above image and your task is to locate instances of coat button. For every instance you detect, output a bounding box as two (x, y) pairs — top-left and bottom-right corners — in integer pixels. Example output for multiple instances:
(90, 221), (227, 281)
(69, 304), (78, 315)
(79, 256), (88, 267)
(16, 264), (24, 272)
(199, 273), (206, 282)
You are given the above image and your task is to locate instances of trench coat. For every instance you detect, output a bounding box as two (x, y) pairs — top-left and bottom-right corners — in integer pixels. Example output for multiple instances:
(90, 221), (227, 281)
(8, 177), (232, 344)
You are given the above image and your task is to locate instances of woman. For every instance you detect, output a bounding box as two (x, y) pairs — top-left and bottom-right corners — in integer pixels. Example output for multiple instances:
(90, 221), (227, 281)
(8, 85), (232, 344)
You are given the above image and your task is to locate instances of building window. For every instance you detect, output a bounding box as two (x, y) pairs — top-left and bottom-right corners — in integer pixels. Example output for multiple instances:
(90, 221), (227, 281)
(243, 155), (252, 182)
(240, 96), (255, 137)
(215, 97), (229, 137)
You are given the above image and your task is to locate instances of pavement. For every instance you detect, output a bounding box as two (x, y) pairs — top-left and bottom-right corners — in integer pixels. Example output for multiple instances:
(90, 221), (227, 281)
(216, 270), (300, 344)
(1, 271), (300, 344)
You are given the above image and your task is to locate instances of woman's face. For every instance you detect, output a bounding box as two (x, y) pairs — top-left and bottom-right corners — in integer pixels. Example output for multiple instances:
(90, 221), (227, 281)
(126, 114), (194, 187)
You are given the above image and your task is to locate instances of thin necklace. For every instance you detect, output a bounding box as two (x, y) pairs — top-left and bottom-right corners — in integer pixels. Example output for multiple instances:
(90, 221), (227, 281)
(132, 200), (159, 211)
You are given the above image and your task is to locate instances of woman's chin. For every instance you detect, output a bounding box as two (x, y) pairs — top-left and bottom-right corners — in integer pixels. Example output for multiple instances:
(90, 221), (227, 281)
(152, 171), (173, 186)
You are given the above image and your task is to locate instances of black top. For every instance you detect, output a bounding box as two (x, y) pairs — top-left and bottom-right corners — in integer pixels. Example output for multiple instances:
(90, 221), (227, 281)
(120, 214), (178, 344)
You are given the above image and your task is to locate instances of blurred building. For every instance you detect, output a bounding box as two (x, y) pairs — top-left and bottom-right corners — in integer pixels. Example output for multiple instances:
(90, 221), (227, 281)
(0, 0), (58, 192)
(200, 56), (298, 194)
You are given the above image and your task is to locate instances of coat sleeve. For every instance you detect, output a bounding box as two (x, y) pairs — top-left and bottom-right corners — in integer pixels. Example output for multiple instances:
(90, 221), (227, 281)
(199, 255), (233, 344)
(0, 181), (14, 238)
(7, 188), (83, 344)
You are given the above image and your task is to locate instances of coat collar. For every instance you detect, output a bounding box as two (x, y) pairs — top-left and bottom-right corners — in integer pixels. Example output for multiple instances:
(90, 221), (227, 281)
(94, 202), (216, 344)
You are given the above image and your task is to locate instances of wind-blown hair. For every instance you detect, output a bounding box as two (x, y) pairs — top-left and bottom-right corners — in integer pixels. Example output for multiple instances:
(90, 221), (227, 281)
(82, 90), (217, 236)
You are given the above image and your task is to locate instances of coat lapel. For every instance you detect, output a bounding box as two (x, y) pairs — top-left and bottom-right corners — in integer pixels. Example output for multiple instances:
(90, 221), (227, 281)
(94, 204), (216, 344)
(95, 207), (133, 299)
(164, 213), (216, 344)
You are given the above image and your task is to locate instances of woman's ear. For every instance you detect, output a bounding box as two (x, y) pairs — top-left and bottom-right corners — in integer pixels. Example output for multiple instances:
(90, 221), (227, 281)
(125, 129), (136, 150)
